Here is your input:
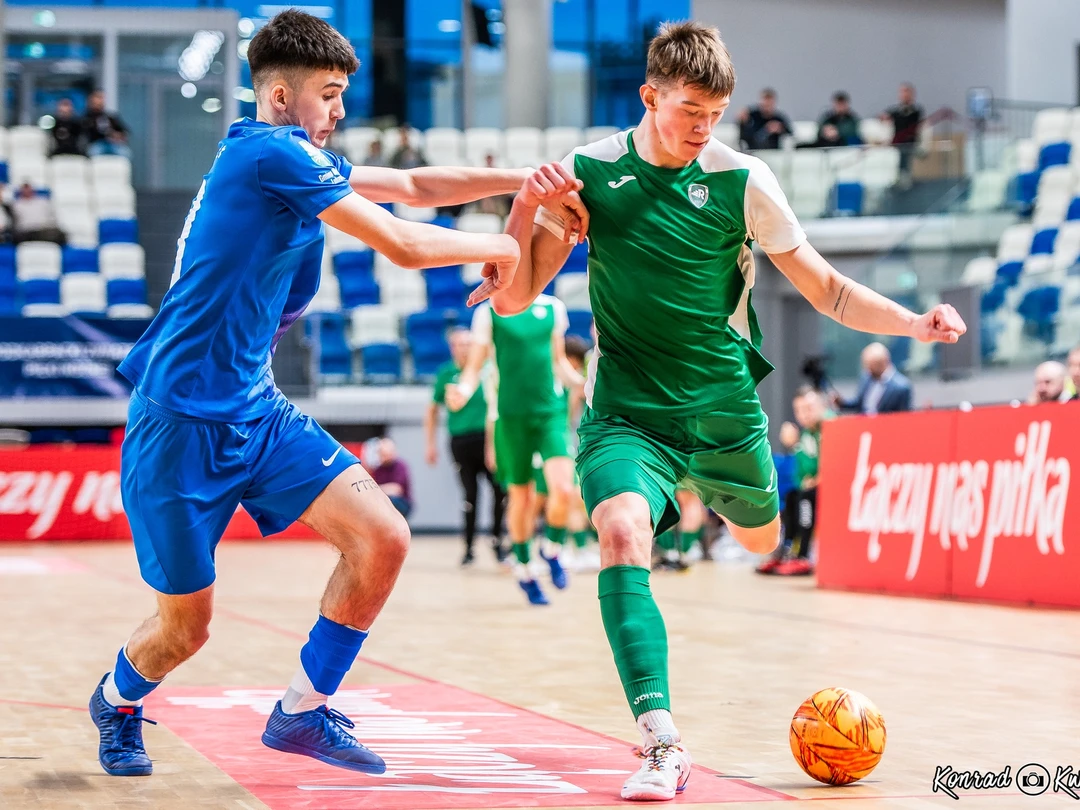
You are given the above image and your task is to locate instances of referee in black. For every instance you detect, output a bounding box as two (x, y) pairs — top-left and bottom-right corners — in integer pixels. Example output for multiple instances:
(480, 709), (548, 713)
(426, 326), (507, 566)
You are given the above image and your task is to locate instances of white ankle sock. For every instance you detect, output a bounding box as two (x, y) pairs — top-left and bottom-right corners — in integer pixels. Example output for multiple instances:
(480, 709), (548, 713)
(637, 710), (680, 746)
(541, 539), (562, 559)
(281, 667), (327, 715)
(102, 671), (142, 708)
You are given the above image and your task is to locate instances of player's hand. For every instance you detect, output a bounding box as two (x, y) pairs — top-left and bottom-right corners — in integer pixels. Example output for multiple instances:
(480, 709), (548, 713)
(425, 445), (438, 466)
(444, 384), (467, 412)
(518, 162), (583, 209)
(485, 443), (497, 474)
(541, 189), (590, 243)
(911, 304), (967, 343)
(466, 235), (520, 307)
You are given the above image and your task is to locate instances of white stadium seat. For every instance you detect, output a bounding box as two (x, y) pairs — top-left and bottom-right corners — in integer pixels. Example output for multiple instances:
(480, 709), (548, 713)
(859, 118), (894, 145)
(996, 224), (1035, 263)
(381, 272), (426, 318)
(464, 128), (505, 166)
(755, 150), (791, 194)
(393, 203), (437, 223)
(827, 147), (864, 182)
(325, 224), (369, 255)
(585, 126), (619, 143)
(424, 128), (466, 165)
(960, 256), (998, 285)
(505, 127), (544, 168)
(61, 272), (107, 314)
(342, 127), (380, 164)
(0, 127), (9, 160)
(381, 126), (424, 159)
(99, 243), (146, 280)
(861, 146), (901, 189)
(307, 272), (341, 313)
(792, 121), (817, 146)
(49, 155), (89, 186)
(349, 304), (398, 347)
(544, 127), (584, 162)
(712, 123), (739, 150)
(8, 125), (48, 158)
(56, 206), (99, 249)
(10, 158), (48, 189)
(456, 212), (504, 234)
(1032, 107), (1071, 146)
(90, 155), (132, 187)
(107, 304), (154, 319)
(94, 184), (136, 219)
(16, 241), (62, 280)
(1053, 222), (1080, 272)
(967, 170), (1009, 213)
(554, 274), (590, 310)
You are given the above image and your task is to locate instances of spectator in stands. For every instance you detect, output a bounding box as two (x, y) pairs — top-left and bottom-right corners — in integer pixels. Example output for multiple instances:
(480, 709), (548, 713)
(83, 90), (132, 159)
(1029, 360), (1069, 404)
(390, 125), (427, 170)
(363, 140), (388, 167)
(833, 342), (912, 415)
(738, 88), (792, 150)
(427, 326), (507, 566)
(474, 154), (513, 217)
(50, 98), (85, 156)
(1067, 346), (1080, 400)
(372, 437), (413, 519)
(882, 83), (924, 184)
(10, 182), (65, 245)
(815, 91), (862, 148)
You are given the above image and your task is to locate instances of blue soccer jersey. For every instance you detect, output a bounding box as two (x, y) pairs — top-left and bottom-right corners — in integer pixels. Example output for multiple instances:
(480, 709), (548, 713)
(118, 119), (354, 421)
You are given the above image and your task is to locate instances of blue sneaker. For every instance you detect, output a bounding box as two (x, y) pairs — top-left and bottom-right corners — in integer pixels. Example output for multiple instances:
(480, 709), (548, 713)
(89, 673), (156, 777)
(262, 701), (386, 774)
(541, 551), (568, 590)
(519, 578), (549, 605)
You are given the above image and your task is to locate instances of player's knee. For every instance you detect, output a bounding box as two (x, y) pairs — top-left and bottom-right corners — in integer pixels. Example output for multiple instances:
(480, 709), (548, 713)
(172, 619), (211, 658)
(379, 510), (411, 565)
(733, 520), (781, 555)
(598, 515), (651, 563)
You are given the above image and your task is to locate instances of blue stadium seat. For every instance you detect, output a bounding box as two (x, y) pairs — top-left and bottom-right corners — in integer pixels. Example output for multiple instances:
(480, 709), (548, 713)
(1017, 285), (1060, 344)
(832, 182), (864, 216)
(20, 278), (60, 305)
(72, 428), (113, 444)
(981, 281), (1009, 314)
(542, 279), (556, 296)
(361, 343), (403, 383)
(406, 309), (452, 379)
(1014, 171), (1040, 210)
(335, 251), (379, 308)
(567, 309), (593, 343)
(99, 218), (139, 244)
(1039, 142), (1071, 171)
(107, 278), (147, 306)
(563, 240), (589, 274)
(996, 260), (1023, 287)
(431, 215), (456, 229)
(0, 162), (8, 184)
(0, 257), (15, 315)
(62, 247), (99, 274)
(306, 313), (351, 377)
(424, 265), (466, 310)
(1067, 197), (1080, 221)
(1031, 227), (1058, 255)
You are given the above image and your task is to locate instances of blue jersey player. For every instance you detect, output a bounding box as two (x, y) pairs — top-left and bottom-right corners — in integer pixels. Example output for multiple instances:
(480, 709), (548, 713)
(89, 9), (548, 777)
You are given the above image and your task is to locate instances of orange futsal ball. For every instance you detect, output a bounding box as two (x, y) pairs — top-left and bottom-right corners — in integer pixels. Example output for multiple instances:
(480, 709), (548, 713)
(789, 687), (886, 785)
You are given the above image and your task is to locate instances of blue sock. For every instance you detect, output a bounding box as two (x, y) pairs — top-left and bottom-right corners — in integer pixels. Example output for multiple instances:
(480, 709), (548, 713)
(299, 616), (368, 695)
(112, 647), (159, 702)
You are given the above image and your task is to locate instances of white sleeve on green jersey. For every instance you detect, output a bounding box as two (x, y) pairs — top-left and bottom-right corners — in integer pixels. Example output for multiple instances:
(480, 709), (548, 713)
(534, 151), (578, 240)
(552, 296), (569, 335)
(744, 159), (806, 255)
(482, 362), (499, 421)
(471, 302), (493, 346)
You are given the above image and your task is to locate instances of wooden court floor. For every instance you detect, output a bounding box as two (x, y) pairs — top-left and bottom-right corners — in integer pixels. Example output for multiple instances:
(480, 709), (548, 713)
(1, 537), (1078, 810)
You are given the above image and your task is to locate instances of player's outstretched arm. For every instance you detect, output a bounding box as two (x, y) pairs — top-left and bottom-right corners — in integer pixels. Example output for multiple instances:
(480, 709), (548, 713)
(446, 342), (490, 412)
(348, 165), (531, 208)
(319, 192), (519, 273)
(467, 163), (587, 315)
(769, 241), (967, 343)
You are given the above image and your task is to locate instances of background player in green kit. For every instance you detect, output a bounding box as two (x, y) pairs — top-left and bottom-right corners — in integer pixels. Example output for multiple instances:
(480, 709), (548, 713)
(467, 21), (967, 801)
(447, 295), (584, 605)
(426, 326), (507, 567)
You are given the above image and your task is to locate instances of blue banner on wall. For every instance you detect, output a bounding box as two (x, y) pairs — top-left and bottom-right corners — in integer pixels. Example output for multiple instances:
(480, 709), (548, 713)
(0, 316), (150, 398)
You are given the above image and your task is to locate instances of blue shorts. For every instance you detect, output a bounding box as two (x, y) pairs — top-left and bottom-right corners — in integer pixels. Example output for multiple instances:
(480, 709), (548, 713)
(121, 392), (358, 595)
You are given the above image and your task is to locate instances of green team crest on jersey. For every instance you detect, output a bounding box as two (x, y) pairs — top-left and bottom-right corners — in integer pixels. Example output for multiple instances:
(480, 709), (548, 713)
(688, 183), (709, 209)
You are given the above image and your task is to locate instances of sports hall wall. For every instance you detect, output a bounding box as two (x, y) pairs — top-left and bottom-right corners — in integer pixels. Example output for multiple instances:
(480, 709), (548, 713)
(1005, 0), (1080, 105)
(692, 0), (1007, 118)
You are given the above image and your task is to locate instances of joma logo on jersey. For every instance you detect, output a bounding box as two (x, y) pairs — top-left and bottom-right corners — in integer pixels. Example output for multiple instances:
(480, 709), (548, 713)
(688, 184), (709, 208)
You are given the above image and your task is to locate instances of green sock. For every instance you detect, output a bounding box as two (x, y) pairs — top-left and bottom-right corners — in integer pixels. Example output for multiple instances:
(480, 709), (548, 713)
(545, 525), (567, 545)
(656, 530), (676, 552)
(573, 530), (590, 549)
(597, 565), (670, 718)
(679, 529), (701, 554)
(512, 541), (531, 565)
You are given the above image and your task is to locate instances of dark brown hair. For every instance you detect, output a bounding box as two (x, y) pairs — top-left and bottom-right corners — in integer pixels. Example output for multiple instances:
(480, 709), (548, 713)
(248, 10), (358, 92)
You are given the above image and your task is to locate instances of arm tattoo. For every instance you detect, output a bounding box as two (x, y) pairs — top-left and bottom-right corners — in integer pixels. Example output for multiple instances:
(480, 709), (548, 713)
(839, 285), (853, 324)
(833, 283), (848, 313)
(351, 479), (381, 494)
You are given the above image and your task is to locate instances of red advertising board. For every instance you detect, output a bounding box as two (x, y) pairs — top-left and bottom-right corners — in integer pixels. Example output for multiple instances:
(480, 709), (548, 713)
(817, 403), (1078, 609)
(0, 445), (367, 542)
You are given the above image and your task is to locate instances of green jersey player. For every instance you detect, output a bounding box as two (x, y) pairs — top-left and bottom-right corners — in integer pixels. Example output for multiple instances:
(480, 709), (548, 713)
(468, 21), (965, 802)
(447, 295), (584, 605)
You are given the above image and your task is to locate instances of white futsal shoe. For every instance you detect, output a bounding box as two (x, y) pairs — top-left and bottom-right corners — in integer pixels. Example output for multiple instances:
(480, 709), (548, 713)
(621, 736), (692, 801)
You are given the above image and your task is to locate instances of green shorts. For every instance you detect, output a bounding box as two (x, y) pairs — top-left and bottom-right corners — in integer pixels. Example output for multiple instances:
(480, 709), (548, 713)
(495, 412), (570, 487)
(575, 396), (778, 536)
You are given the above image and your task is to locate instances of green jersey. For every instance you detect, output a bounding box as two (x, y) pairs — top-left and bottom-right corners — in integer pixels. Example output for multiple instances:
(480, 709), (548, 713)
(472, 294), (568, 418)
(538, 129), (805, 416)
(432, 360), (487, 436)
(796, 413), (835, 482)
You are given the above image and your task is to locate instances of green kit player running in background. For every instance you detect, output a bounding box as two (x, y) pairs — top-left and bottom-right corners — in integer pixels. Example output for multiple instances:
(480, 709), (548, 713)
(468, 21), (967, 802)
(446, 294), (585, 605)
